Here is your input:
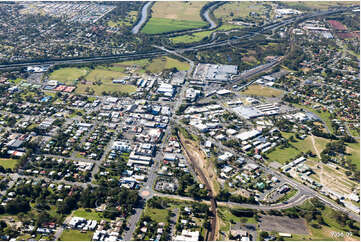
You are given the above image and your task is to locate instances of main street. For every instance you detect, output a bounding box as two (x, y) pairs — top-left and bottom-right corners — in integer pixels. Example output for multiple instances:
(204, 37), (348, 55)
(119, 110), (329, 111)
(122, 54), (192, 240)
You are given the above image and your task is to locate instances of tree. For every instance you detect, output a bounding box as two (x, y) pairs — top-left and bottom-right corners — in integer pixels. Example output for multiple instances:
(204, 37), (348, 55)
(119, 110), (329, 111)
(260, 231), (269, 240)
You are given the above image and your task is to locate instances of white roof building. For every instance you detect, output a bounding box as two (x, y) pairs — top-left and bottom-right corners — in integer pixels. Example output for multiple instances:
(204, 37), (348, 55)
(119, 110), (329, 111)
(236, 129), (262, 141)
(174, 230), (200, 241)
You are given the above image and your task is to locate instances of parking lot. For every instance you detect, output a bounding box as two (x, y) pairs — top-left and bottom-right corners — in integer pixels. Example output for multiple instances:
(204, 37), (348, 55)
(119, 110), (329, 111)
(259, 215), (309, 235)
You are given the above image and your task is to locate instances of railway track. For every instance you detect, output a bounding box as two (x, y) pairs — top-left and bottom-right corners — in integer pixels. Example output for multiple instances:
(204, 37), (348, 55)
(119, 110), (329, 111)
(177, 131), (218, 241)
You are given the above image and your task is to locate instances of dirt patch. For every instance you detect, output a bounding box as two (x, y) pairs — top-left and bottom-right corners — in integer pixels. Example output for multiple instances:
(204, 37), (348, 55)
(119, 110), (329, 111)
(259, 215), (309, 235)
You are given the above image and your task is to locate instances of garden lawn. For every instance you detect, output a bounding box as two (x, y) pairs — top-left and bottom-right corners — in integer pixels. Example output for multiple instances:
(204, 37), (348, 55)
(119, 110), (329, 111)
(142, 18), (206, 34)
(0, 159), (19, 170)
(59, 230), (93, 241)
(49, 68), (88, 84)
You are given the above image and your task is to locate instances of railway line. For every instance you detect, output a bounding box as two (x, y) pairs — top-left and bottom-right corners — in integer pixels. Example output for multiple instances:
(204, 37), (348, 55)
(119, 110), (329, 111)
(177, 131), (218, 241)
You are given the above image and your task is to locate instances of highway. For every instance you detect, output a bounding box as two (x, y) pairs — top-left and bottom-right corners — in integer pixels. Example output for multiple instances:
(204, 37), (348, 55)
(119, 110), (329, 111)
(0, 7), (356, 70)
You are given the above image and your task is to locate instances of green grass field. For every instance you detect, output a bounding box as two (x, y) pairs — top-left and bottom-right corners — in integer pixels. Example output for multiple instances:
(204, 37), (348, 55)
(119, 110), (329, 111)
(72, 208), (108, 222)
(276, 189), (298, 203)
(75, 82), (136, 96)
(142, 18), (206, 34)
(280, 1), (357, 10)
(0, 159), (19, 170)
(146, 57), (190, 72)
(170, 24), (244, 44)
(214, 2), (268, 22)
(85, 69), (125, 82)
(59, 230), (93, 241)
(170, 31), (214, 44)
(241, 85), (283, 97)
(150, 1), (207, 22)
(346, 142), (360, 171)
(218, 206), (256, 236)
(268, 133), (332, 164)
(49, 68), (88, 84)
(288, 201), (360, 240)
(50, 57), (189, 96)
(267, 146), (301, 164)
(144, 208), (169, 224)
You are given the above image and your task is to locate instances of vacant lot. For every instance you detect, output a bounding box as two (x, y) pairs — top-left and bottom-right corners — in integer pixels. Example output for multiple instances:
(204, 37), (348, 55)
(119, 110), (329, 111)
(241, 85), (283, 97)
(259, 215), (308, 234)
(49, 67), (88, 84)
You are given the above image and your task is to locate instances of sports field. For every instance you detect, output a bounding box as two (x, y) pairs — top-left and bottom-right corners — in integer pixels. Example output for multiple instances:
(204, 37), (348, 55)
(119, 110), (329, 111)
(49, 67), (88, 84)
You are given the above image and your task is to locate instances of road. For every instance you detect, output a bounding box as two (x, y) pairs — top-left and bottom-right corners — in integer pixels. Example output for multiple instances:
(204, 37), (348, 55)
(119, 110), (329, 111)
(122, 51), (193, 240)
(0, 7), (356, 70)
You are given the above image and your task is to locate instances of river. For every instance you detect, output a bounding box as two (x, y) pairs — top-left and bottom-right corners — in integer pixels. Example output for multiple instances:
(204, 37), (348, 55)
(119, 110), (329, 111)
(131, 1), (152, 34)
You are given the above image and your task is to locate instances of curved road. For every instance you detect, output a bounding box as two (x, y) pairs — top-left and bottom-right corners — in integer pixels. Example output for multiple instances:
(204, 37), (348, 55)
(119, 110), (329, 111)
(131, 1), (153, 34)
